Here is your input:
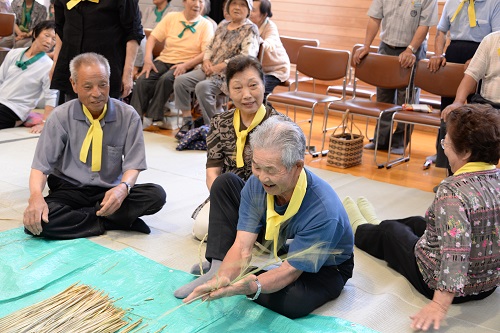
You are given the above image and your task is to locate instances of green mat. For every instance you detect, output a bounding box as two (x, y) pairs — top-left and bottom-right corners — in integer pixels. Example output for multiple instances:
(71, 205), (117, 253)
(0, 228), (378, 332)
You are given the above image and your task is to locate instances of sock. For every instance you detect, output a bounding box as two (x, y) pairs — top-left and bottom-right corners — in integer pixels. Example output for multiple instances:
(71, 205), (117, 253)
(342, 196), (368, 233)
(190, 261), (211, 276)
(357, 197), (381, 225)
(174, 259), (222, 299)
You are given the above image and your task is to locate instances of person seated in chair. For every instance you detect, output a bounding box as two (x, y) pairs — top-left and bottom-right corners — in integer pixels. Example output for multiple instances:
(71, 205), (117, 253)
(175, 116), (354, 319)
(0, 0), (47, 49)
(345, 104), (499, 331)
(131, 0), (214, 128)
(0, 20), (57, 133)
(173, 0), (259, 125)
(23, 53), (166, 240)
(249, 0), (289, 98)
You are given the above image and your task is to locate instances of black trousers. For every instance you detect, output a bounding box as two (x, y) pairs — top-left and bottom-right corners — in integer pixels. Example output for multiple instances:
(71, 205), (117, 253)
(355, 217), (495, 303)
(436, 40), (480, 169)
(206, 173), (354, 318)
(28, 175), (166, 239)
(0, 103), (20, 130)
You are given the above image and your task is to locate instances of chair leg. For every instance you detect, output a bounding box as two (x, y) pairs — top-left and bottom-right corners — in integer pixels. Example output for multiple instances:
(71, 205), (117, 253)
(319, 104), (329, 156)
(385, 115), (410, 169)
(307, 103), (319, 157)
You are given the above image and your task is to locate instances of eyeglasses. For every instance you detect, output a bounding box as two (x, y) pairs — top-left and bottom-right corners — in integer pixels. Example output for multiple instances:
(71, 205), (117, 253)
(440, 139), (450, 150)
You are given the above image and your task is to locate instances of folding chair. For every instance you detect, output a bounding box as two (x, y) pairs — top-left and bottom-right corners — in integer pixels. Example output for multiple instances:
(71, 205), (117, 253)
(385, 59), (464, 168)
(144, 28), (165, 58)
(279, 35), (320, 91)
(0, 13), (15, 65)
(267, 46), (350, 157)
(327, 52), (413, 167)
(327, 44), (378, 101)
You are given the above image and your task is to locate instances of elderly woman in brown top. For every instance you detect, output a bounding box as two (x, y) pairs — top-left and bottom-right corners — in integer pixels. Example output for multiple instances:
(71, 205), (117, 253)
(191, 55), (289, 241)
(249, 0), (289, 97)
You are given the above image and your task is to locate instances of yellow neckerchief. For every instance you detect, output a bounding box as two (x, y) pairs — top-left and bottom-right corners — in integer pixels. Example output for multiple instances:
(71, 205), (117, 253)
(450, 0), (476, 27)
(79, 104), (107, 172)
(67, 0), (99, 10)
(454, 162), (496, 176)
(266, 168), (307, 259)
(233, 105), (266, 168)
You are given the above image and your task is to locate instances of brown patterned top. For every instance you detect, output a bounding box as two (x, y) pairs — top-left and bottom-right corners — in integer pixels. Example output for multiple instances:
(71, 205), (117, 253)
(206, 105), (290, 180)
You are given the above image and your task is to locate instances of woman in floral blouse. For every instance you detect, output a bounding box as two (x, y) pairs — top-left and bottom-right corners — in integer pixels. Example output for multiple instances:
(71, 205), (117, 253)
(173, 0), (259, 125)
(351, 104), (499, 331)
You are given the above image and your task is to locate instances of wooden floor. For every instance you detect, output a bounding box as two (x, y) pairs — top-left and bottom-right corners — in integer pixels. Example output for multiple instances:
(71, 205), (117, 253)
(154, 107), (447, 193)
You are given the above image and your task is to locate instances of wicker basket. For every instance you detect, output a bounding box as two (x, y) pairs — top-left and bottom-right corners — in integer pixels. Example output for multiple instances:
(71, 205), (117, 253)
(327, 114), (364, 168)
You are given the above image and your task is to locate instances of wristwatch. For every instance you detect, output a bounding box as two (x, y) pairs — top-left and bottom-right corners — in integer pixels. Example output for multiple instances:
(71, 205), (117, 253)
(407, 45), (416, 54)
(246, 278), (262, 301)
(120, 181), (132, 195)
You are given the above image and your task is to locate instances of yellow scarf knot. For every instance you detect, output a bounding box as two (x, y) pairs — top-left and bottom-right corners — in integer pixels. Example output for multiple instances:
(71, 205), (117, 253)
(265, 168), (307, 259)
(67, 0), (99, 11)
(454, 162), (495, 176)
(450, 0), (476, 27)
(233, 105), (266, 168)
(79, 104), (107, 172)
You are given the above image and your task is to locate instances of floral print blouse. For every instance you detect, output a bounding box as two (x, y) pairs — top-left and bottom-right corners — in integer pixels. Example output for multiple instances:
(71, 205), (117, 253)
(203, 19), (259, 94)
(415, 169), (500, 296)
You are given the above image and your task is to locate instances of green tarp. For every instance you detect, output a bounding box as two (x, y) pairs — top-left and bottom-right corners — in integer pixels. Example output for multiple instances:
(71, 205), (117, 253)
(0, 228), (378, 332)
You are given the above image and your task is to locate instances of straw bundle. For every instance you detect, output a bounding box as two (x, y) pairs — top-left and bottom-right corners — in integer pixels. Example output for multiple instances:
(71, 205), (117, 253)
(0, 283), (141, 333)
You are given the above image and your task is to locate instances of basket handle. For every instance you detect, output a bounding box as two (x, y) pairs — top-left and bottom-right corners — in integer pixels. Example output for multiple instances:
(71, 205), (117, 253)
(331, 111), (363, 140)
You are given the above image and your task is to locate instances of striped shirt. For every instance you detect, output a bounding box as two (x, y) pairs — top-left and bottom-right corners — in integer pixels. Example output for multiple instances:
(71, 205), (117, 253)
(368, 0), (438, 47)
(465, 31), (500, 103)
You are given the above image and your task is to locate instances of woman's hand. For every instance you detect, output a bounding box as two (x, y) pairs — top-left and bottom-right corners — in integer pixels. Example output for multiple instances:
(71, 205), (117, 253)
(410, 300), (448, 331)
(202, 60), (214, 75)
(29, 123), (44, 134)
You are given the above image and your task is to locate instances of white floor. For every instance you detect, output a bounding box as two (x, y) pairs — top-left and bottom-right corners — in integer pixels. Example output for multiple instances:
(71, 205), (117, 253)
(0, 128), (498, 333)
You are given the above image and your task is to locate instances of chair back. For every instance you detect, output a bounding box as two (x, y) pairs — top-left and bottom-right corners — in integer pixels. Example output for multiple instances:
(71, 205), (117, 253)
(414, 59), (464, 98)
(354, 52), (412, 90)
(257, 41), (264, 63)
(280, 35), (319, 65)
(0, 12), (15, 38)
(296, 46), (350, 82)
(144, 28), (165, 58)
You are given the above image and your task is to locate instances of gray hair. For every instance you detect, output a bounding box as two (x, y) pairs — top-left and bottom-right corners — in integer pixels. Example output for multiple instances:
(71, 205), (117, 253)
(250, 116), (305, 170)
(69, 53), (111, 83)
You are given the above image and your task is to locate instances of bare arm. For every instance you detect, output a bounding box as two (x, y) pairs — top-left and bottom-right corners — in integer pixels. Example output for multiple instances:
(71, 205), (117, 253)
(184, 230), (303, 303)
(441, 74), (477, 121)
(410, 290), (454, 331)
(399, 25), (429, 68)
(29, 105), (54, 134)
(353, 17), (381, 64)
(121, 39), (140, 98)
(206, 166), (222, 191)
(49, 34), (63, 80)
(138, 35), (159, 78)
(23, 169), (49, 235)
(172, 52), (205, 77)
(428, 30), (447, 72)
(96, 169), (140, 217)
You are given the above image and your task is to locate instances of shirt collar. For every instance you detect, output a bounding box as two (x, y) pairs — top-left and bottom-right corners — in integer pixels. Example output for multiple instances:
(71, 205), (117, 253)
(72, 98), (117, 123)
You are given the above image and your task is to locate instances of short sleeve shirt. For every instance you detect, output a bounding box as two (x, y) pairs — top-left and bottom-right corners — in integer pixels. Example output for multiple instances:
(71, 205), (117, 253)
(32, 98), (147, 188)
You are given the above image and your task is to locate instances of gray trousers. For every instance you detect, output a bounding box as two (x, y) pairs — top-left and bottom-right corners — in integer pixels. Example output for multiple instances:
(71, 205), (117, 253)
(173, 68), (223, 124)
(130, 60), (175, 120)
(372, 42), (426, 148)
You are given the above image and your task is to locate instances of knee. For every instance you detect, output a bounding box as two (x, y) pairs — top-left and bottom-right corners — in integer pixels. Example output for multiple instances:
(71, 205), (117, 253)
(195, 80), (211, 97)
(150, 184), (167, 206)
(174, 75), (187, 91)
(210, 173), (244, 197)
